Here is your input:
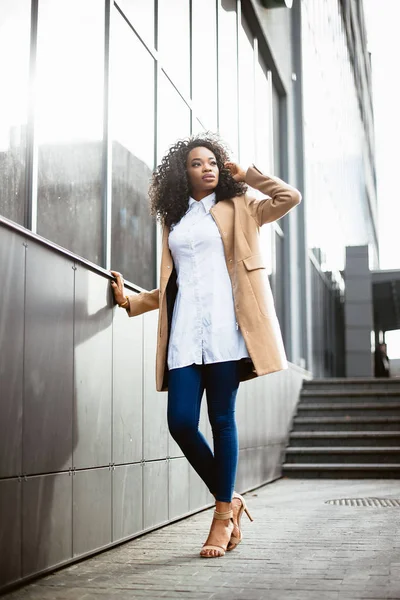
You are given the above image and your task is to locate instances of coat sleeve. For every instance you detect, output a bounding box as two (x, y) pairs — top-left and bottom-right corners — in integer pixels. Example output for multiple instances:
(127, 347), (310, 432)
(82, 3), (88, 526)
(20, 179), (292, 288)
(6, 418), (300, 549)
(244, 165), (302, 226)
(126, 288), (160, 317)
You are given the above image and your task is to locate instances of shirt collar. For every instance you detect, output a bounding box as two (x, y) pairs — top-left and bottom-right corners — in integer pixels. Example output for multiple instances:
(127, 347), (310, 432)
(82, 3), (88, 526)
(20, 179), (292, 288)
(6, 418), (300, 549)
(188, 192), (216, 214)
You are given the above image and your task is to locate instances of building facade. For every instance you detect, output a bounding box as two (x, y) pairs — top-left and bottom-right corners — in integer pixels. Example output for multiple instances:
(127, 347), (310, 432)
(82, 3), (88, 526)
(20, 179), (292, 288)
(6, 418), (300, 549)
(0, 0), (376, 590)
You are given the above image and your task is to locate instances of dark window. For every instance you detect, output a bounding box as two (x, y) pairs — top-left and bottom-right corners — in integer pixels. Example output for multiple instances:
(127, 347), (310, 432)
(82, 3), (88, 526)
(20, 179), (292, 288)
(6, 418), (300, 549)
(157, 73), (191, 164)
(158, 0), (190, 96)
(238, 14), (255, 166)
(218, 0), (239, 157)
(115, 0), (155, 48)
(192, 0), (218, 131)
(0, 0), (30, 225)
(110, 10), (156, 290)
(35, 0), (105, 265)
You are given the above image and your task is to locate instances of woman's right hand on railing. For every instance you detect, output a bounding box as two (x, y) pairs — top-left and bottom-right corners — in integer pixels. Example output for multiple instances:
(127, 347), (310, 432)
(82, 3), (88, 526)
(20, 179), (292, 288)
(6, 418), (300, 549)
(110, 270), (127, 306)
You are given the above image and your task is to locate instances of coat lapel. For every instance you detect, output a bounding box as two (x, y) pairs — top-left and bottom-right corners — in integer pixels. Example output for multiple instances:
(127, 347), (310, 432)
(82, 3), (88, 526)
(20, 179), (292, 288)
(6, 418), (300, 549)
(210, 198), (235, 259)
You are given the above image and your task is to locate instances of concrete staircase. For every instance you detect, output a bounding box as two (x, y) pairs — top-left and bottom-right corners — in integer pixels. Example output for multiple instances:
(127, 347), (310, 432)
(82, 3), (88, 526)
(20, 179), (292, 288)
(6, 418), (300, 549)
(283, 378), (400, 478)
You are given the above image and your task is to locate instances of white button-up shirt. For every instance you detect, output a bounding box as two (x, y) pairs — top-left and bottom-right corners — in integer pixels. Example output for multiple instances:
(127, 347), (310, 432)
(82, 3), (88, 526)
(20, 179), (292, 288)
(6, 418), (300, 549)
(167, 192), (249, 370)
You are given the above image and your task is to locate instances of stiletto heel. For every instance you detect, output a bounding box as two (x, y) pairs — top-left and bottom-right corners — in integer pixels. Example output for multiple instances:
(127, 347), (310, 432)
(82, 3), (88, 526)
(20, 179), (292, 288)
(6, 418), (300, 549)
(244, 505), (254, 522)
(227, 492), (253, 551)
(200, 509), (234, 558)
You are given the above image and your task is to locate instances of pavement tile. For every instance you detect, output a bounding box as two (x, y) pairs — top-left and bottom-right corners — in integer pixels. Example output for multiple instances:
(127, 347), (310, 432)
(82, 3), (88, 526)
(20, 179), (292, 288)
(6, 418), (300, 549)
(3, 479), (400, 600)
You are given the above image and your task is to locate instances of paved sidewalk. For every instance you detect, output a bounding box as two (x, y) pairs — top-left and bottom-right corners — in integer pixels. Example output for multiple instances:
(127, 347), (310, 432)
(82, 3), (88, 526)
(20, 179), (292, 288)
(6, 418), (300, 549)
(5, 478), (400, 600)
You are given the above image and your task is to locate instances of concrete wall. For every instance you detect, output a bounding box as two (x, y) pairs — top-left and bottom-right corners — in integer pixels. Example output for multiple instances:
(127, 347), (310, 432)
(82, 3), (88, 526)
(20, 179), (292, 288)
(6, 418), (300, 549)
(390, 359), (400, 378)
(0, 220), (306, 591)
(344, 245), (373, 376)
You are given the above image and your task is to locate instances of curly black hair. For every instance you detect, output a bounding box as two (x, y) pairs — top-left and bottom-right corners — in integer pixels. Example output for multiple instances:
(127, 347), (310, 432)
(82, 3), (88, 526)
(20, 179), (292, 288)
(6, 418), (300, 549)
(149, 133), (247, 228)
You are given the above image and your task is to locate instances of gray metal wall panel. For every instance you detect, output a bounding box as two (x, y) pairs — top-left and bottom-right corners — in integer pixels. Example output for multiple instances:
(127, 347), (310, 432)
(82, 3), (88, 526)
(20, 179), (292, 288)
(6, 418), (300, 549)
(168, 433), (183, 459)
(346, 352), (373, 378)
(143, 312), (168, 461)
(237, 382), (249, 449)
(346, 303), (374, 328)
(246, 378), (259, 448)
(143, 459), (168, 529)
(113, 310), (143, 465)
(0, 229), (24, 478)
(168, 457), (189, 520)
(23, 243), (74, 475)
(73, 268), (112, 469)
(346, 328), (372, 353)
(22, 473), (72, 577)
(112, 463), (143, 541)
(0, 479), (21, 587)
(189, 464), (212, 511)
(73, 468), (112, 557)
(346, 278), (372, 303)
(0, 224), (307, 591)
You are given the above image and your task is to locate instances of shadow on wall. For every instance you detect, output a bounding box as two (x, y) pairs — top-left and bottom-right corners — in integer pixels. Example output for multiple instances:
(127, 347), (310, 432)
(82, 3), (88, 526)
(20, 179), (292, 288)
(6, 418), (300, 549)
(0, 227), (116, 587)
(0, 138), (153, 589)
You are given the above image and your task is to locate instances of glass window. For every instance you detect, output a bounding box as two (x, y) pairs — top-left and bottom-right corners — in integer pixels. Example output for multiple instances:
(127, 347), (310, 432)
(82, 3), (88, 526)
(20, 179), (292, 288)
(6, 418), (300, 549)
(272, 83), (281, 176)
(157, 74), (191, 164)
(259, 225), (273, 277)
(36, 0), (105, 265)
(255, 56), (273, 173)
(218, 0), (238, 159)
(272, 229), (284, 328)
(192, 0), (217, 130)
(115, 0), (155, 48)
(0, 0), (30, 225)
(110, 10), (156, 291)
(158, 0), (190, 96)
(238, 14), (255, 167)
(192, 119), (207, 136)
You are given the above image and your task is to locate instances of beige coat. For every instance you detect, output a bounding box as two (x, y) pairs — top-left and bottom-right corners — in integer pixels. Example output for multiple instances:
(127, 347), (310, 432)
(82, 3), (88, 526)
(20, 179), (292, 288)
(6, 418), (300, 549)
(127, 166), (301, 391)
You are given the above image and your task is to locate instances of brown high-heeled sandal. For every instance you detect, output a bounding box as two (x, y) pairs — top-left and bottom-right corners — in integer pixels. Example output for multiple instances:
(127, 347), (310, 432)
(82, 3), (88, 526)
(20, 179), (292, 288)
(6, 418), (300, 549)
(200, 509), (234, 558)
(227, 492), (254, 551)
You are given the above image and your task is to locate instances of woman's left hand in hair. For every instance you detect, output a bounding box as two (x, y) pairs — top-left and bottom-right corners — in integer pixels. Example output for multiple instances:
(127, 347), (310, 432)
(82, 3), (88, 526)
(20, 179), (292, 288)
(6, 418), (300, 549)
(224, 161), (246, 183)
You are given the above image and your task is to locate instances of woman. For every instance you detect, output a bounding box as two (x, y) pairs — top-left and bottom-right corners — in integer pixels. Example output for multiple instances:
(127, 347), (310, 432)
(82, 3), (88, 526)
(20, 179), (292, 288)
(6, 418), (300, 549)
(111, 134), (301, 558)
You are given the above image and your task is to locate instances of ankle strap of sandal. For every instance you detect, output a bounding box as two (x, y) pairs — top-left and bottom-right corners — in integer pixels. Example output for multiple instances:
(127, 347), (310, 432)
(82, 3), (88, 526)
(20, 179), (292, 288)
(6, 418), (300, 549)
(213, 509), (233, 520)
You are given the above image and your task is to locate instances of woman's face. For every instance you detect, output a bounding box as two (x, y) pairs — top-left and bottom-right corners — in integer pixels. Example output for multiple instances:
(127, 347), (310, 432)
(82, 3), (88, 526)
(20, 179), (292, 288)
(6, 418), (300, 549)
(186, 146), (219, 199)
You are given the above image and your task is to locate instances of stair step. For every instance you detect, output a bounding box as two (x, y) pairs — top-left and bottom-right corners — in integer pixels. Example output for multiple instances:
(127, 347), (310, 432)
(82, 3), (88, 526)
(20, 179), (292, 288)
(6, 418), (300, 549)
(299, 402), (400, 408)
(296, 402), (400, 417)
(292, 416), (400, 432)
(289, 431), (400, 447)
(300, 390), (400, 403)
(282, 463), (400, 478)
(285, 447), (400, 464)
(303, 378), (400, 393)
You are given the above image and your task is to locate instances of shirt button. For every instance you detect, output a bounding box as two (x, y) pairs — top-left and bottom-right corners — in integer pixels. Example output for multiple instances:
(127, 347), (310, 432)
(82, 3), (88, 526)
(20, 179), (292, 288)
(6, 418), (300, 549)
(167, 265), (170, 269)
(229, 259), (232, 263)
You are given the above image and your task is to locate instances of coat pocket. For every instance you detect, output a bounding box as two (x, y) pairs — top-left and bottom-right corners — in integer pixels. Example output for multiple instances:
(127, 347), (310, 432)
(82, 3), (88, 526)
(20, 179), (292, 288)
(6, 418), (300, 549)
(243, 254), (266, 271)
(242, 254), (271, 318)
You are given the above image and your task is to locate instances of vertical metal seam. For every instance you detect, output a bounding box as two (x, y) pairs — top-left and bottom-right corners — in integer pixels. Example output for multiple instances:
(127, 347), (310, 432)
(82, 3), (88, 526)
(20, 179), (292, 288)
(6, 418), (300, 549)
(141, 316), (145, 531)
(154, 0), (160, 288)
(104, 0), (113, 544)
(26, 0), (39, 233)
(253, 36), (258, 163)
(71, 260), (76, 556)
(20, 237), (28, 577)
(151, 0), (159, 527)
(292, 0), (312, 371)
(189, 0), (194, 134)
(236, 0), (241, 160)
(110, 305), (114, 542)
(281, 90), (291, 354)
(216, 0), (220, 133)
(102, 0), (112, 270)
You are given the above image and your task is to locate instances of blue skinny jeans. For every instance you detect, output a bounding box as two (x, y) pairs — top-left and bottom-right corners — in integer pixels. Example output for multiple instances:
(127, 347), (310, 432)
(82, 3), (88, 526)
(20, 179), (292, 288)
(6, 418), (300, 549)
(167, 361), (240, 503)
